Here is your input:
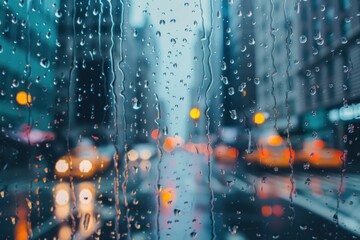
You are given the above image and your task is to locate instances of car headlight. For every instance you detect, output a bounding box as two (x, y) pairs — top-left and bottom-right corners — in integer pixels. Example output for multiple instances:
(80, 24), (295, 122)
(79, 188), (93, 205)
(55, 189), (70, 206)
(79, 159), (92, 173)
(127, 149), (139, 161)
(55, 159), (69, 173)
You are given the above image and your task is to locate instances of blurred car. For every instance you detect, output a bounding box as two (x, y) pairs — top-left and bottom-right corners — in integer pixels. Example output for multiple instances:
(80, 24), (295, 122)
(54, 138), (114, 178)
(296, 139), (343, 168)
(214, 144), (239, 165)
(245, 131), (295, 168)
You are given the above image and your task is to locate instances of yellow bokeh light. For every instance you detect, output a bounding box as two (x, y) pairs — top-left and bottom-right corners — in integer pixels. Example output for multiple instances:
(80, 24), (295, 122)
(254, 112), (265, 125)
(189, 107), (201, 120)
(16, 91), (32, 105)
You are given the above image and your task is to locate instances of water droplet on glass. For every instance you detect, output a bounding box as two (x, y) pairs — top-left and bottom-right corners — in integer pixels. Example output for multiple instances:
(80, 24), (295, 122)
(228, 225), (238, 234)
(300, 35), (307, 44)
(228, 87), (235, 96)
(174, 209), (182, 216)
(230, 110), (237, 120)
(40, 58), (50, 68)
(190, 231), (197, 239)
(303, 161), (310, 170)
(83, 213), (91, 230)
(310, 86), (317, 95)
(131, 98), (142, 110)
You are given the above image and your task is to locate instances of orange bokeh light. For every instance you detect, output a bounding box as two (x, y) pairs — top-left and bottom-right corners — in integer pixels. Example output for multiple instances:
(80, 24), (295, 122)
(16, 91), (32, 105)
(151, 129), (162, 140)
(163, 137), (176, 153)
(267, 135), (283, 146)
(161, 187), (176, 207)
(313, 139), (325, 149)
(254, 112), (265, 125)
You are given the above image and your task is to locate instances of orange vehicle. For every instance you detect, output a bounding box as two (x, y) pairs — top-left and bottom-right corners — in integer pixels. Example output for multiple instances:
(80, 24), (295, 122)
(296, 139), (344, 168)
(54, 138), (113, 178)
(245, 132), (295, 168)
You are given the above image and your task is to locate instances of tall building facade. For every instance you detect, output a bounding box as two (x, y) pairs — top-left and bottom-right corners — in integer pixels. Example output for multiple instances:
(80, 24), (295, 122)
(0, 1), (59, 134)
(297, 0), (360, 163)
(252, 0), (301, 135)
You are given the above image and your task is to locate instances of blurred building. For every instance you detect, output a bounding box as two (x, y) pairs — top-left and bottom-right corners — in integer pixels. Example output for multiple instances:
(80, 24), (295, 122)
(0, 1), (58, 134)
(56, 0), (124, 148)
(221, 0), (256, 127)
(297, 0), (360, 162)
(252, 0), (301, 137)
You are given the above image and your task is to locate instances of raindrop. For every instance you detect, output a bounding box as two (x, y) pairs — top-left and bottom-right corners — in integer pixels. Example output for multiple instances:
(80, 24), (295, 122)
(230, 110), (237, 120)
(40, 58), (50, 68)
(174, 209), (182, 216)
(299, 35), (307, 44)
(83, 213), (91, 230)
(156, 31), (161, 37)
(190, 231), (197, 239)
(159, 19), (165, 25)
(228, 225), (238, 234)
(303, 161), (310, 170)
(249, 38), (255, 45)
(163, 126), (168, 135)
(131, 97), (142, 110)
(300, 225), (308, 231)
(254, 78), (260, 85)
(228, 87), (235, 96)
(170, 38), (176, 44)
(340, 37), (348, 44)
(221, 61), (227, 71)
(134, 221), (141, 230)
(310, 86), (317, 95)
(55, 9), (62, 18)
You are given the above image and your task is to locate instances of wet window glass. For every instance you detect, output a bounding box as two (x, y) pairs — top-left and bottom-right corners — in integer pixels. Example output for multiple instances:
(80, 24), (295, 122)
(0, 0), (359, 239)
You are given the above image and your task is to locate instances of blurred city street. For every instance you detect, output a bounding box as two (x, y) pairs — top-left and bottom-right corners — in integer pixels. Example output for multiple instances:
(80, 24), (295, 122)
(1, 0), (360, 239)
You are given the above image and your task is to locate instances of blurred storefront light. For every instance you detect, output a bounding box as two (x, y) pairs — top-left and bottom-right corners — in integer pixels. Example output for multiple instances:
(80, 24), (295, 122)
(329, 103), (360, 122)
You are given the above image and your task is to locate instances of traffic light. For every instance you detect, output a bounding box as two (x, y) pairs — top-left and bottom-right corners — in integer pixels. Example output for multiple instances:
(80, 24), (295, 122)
(189, 107), (201, 120)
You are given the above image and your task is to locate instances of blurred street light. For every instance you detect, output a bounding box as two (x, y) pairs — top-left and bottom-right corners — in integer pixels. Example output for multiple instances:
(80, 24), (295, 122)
(189, 107), (201, 120)
(254, 112), (265, 125)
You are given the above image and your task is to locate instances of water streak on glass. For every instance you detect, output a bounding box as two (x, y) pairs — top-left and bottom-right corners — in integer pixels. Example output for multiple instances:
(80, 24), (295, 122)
(99, 0), (108, 126)
(283, 0), (296, 220)
(154, 93), (162, 240)
(335, 58), (352, 228)
(196, 0), (207, 104)
(25, 0), (33, 237)
(117, 1), (130, 238)
(204, 0), (216, 238)
(106, 1), (121, 238)
(269, 0), (278, 130)
(67, 0), (78, 233)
